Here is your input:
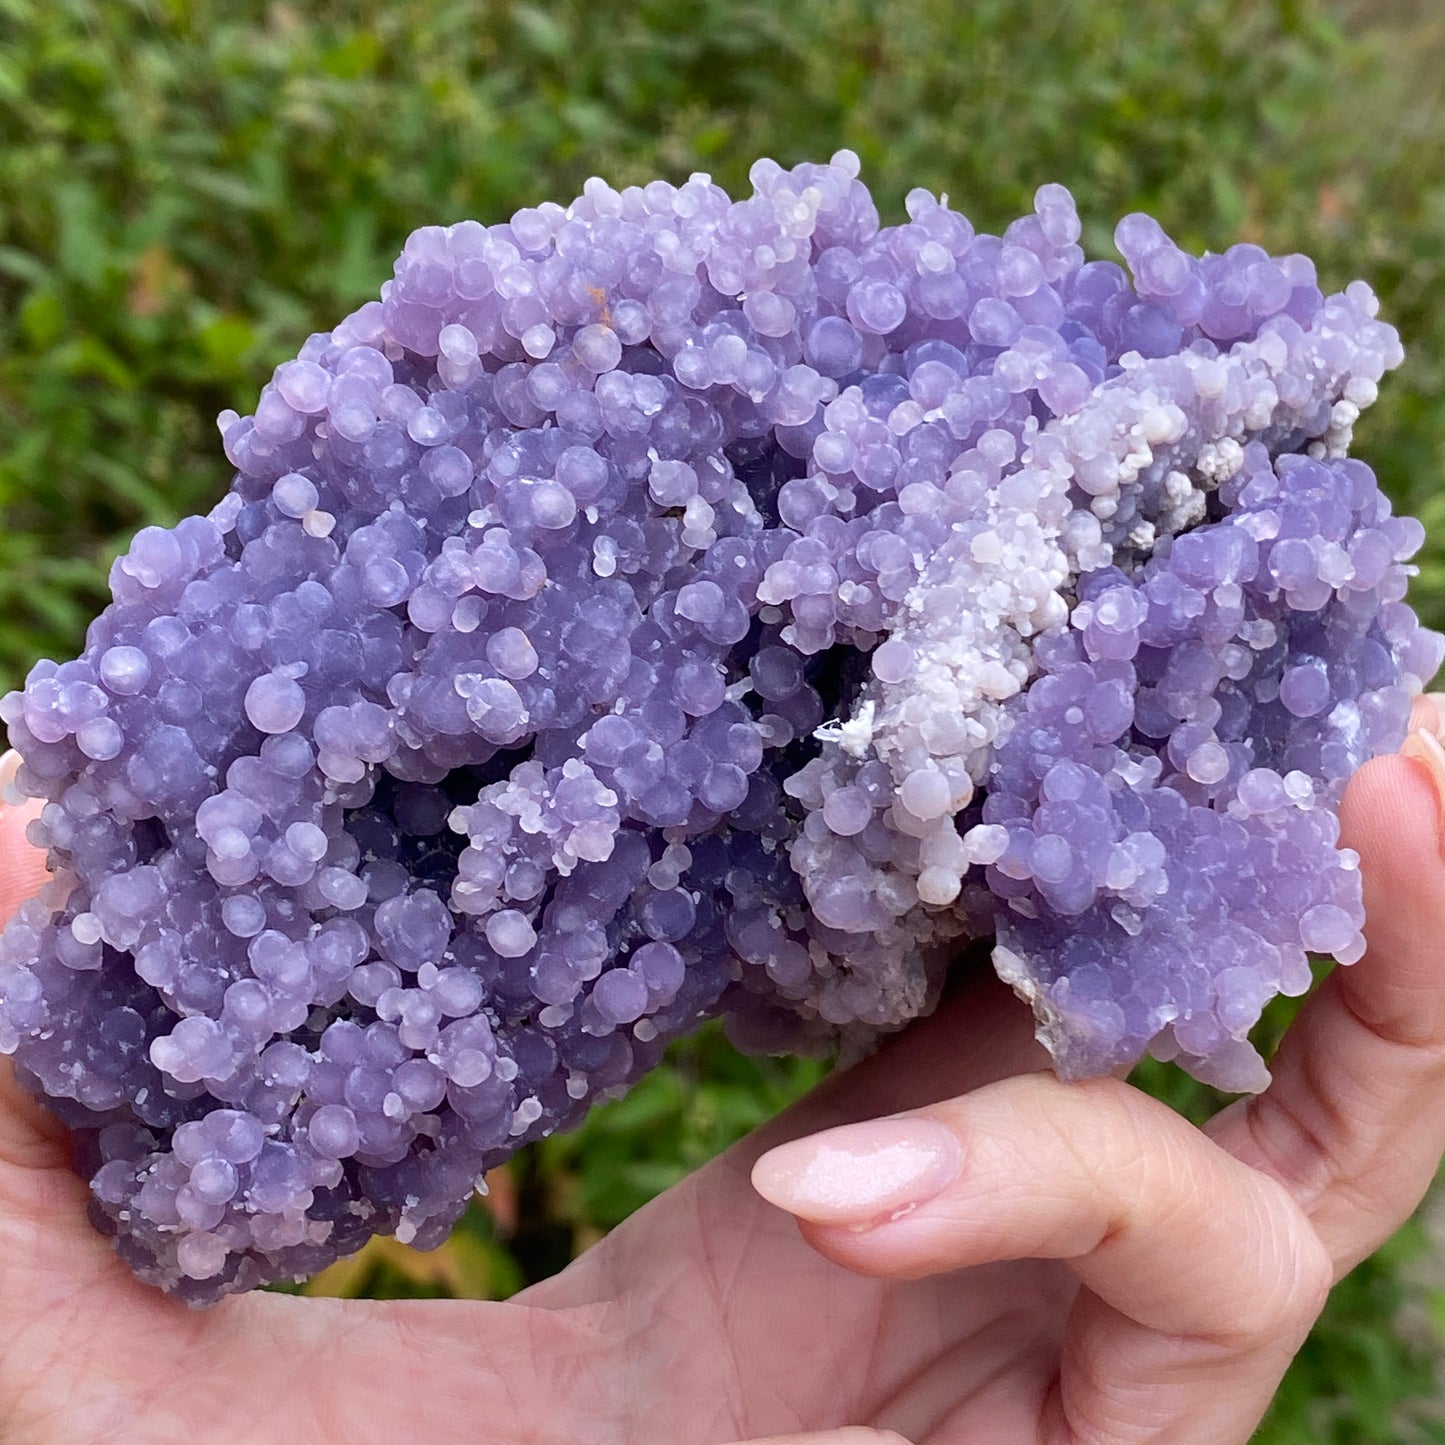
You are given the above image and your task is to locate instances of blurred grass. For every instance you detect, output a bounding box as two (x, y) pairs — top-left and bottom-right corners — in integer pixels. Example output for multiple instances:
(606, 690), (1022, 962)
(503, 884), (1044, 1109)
(1, 0), (1443, 1438)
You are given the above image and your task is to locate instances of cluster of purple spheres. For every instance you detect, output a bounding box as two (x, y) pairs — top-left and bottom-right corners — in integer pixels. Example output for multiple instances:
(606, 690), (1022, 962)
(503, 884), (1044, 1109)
(0, 152), (1438, 1301)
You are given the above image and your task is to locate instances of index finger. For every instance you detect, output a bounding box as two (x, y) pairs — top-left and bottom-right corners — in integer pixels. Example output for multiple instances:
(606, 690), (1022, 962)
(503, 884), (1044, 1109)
(1208, 709), (1445, 1271)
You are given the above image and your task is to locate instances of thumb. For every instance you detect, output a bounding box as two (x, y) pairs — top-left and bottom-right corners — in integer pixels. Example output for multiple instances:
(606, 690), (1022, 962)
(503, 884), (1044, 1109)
(751, 1073), (1328, 1445)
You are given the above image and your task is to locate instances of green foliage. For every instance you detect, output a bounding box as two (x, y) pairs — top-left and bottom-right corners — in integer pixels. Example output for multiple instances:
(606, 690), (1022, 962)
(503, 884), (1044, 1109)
(2, 0), (1443, 1437)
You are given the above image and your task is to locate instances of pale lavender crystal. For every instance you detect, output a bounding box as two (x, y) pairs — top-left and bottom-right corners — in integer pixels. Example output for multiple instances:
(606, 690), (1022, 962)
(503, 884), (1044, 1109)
(0, 152), (1439, 1302)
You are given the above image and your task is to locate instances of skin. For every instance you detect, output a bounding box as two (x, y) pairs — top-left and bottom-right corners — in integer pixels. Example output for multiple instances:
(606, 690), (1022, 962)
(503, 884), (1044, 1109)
(2, 701), (1445, 1445)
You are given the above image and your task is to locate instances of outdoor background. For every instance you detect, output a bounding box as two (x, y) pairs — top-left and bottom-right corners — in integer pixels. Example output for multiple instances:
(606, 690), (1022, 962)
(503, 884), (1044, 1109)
(1, 0), (1443, 1438)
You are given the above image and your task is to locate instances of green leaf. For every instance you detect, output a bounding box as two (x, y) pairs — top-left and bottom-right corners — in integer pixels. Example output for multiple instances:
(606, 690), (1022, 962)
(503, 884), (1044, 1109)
(18, 288), (65, 348)
(1208, 163), (1248, 233)
(512, 4), (571, 60)
(322, 30), (383, 81)
(0, 246), (50, 286)
(196, 312), (258, 374)
(50, 180), (111, 288)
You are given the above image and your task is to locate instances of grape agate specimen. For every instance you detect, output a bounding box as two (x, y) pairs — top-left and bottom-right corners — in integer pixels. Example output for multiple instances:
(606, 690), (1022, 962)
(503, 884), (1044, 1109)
(1, 153), (1439, 1301)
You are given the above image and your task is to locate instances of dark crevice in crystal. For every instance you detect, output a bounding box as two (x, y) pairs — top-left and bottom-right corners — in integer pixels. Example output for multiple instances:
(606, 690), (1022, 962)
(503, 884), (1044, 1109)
(133, 817), (172, 864)
(726, 435), (806, 528)
(342, 747), (535, 896)
(805, 637), (874, 721)
(435, 747), (536, 803)
(775, 639), (875, 782)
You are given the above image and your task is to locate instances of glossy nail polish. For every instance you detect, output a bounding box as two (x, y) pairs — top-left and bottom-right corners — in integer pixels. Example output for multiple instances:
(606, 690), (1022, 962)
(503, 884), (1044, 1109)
(751, 1115), (962, 1226)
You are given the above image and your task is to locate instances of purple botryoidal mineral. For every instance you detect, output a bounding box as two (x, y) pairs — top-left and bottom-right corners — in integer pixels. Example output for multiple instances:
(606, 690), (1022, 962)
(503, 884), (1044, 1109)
(1, 153), (1440, 1302)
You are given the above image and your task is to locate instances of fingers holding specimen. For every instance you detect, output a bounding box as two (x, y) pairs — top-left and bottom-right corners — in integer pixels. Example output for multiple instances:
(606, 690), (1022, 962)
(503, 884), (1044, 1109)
(754, 1073), (1332, 1442)
(754, 1074), (1327, 1348)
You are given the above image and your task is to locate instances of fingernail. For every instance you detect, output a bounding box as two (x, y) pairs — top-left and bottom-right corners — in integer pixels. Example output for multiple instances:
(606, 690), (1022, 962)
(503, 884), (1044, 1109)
(751, 1115), (962, 1227)
(1401, 725), (1445, 805)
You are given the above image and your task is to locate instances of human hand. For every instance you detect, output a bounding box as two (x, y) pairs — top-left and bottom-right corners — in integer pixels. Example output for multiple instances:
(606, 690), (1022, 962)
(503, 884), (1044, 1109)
(2, 699), (1444, 1445)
